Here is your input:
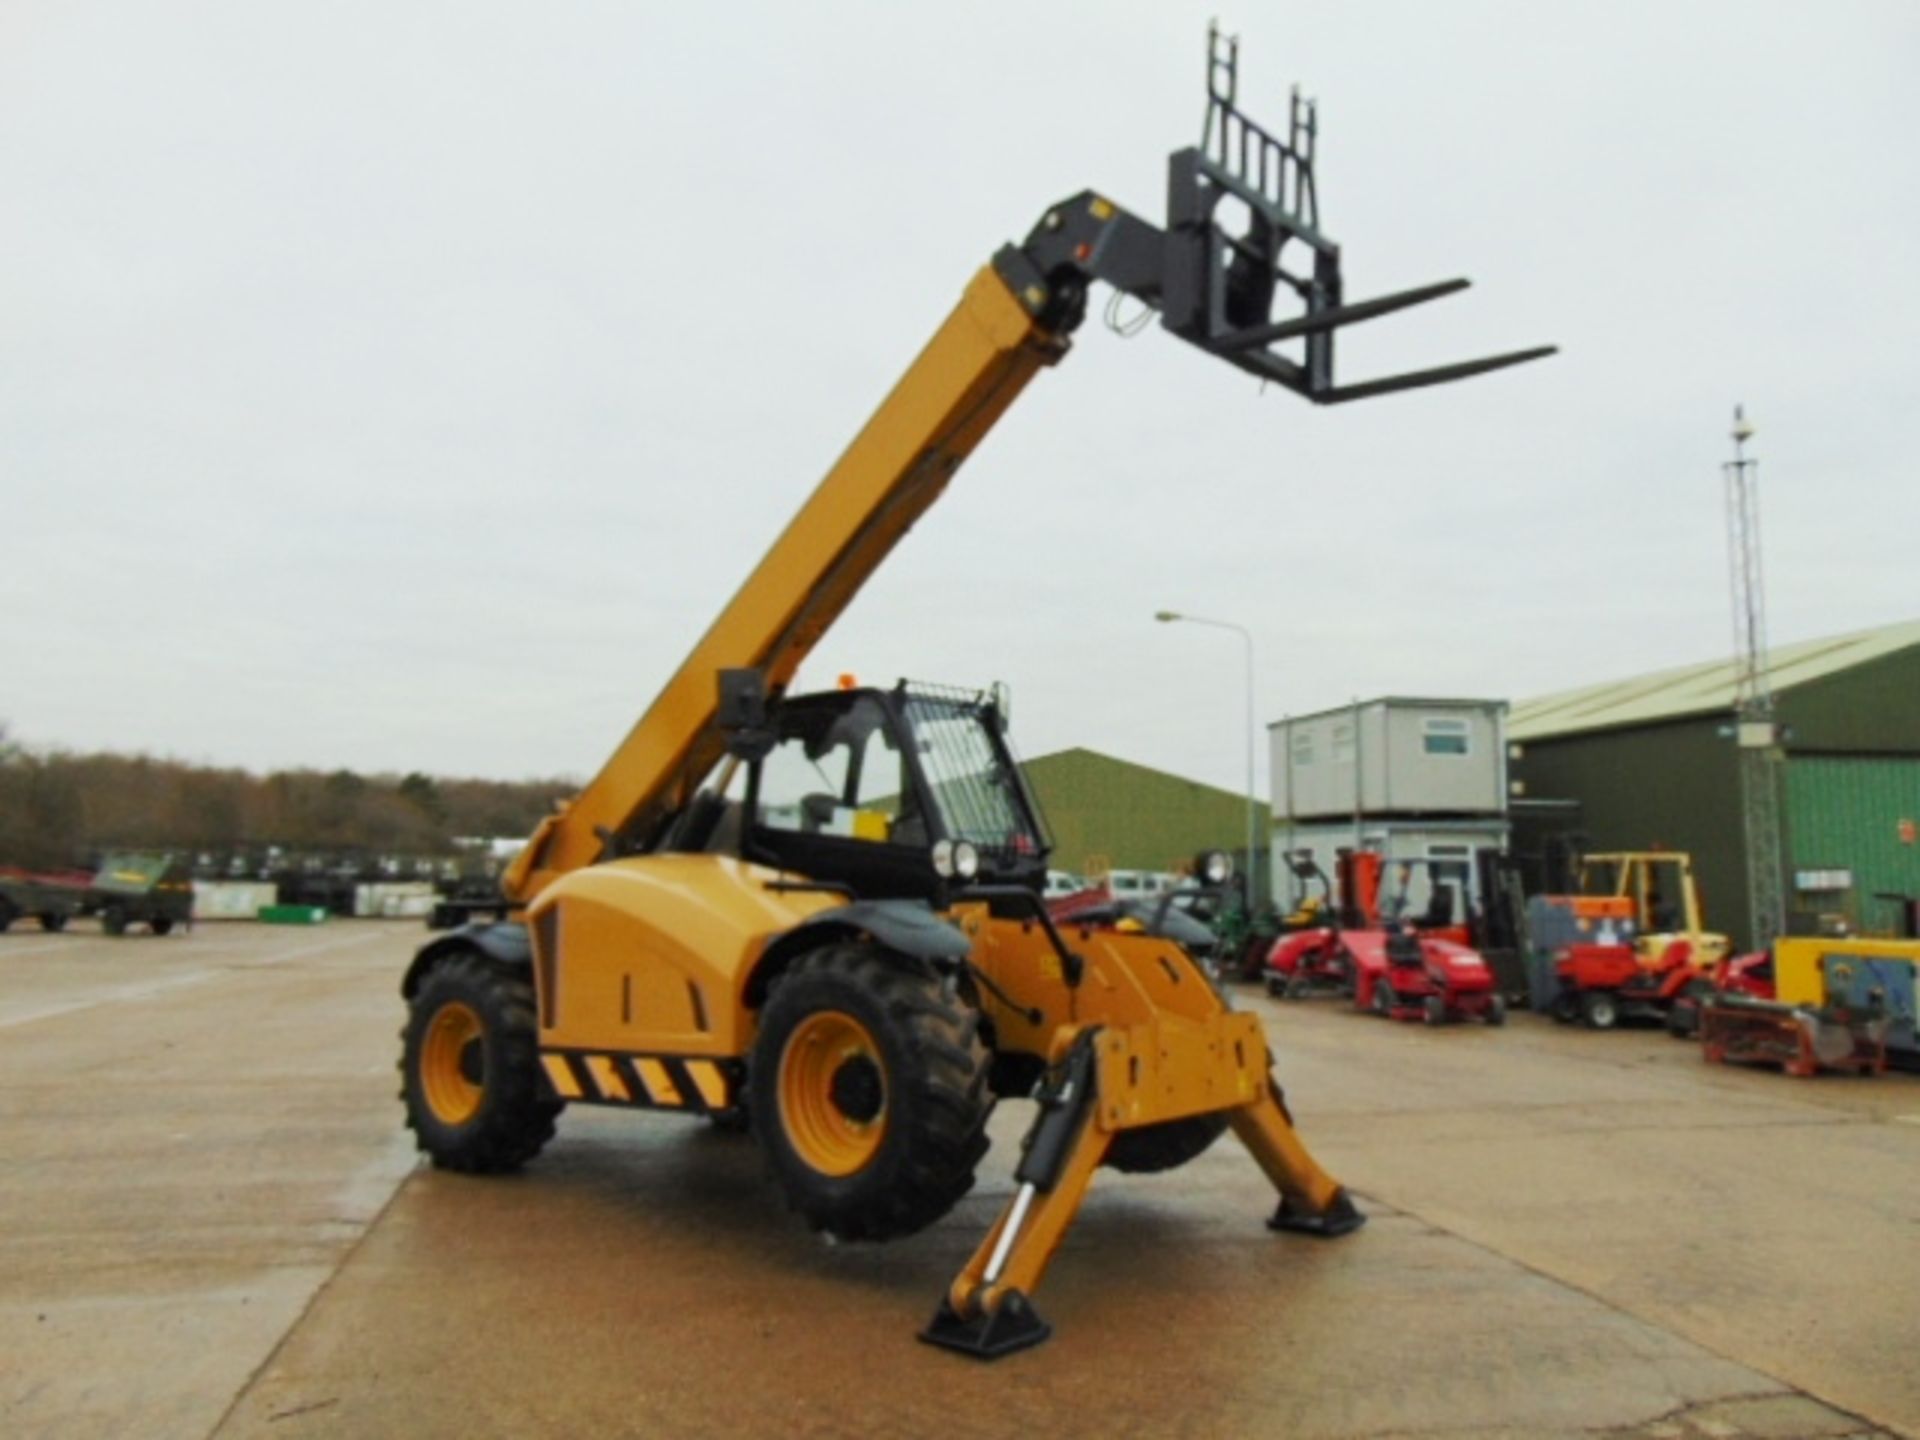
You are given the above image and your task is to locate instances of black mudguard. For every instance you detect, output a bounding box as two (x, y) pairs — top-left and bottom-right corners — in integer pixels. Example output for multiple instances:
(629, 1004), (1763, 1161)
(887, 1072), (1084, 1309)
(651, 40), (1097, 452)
(400, 920), (531, 998)
(746, 900), (972, 1007)
(776, 900), (971, 964)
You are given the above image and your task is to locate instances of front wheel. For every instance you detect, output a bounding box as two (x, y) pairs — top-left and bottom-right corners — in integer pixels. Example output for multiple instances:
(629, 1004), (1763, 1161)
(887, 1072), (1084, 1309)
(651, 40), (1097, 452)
(750, 943), (991, 1242)
(401, 952), (561, 1172)
(1422, 994), (1447, 1026)
(150, 917), (175, 936)
(1485, 995), (1508, 1027)
(1582, 990), (1620, 1030)
(102, 906), (128, 937)
(39, 913), (69, 933)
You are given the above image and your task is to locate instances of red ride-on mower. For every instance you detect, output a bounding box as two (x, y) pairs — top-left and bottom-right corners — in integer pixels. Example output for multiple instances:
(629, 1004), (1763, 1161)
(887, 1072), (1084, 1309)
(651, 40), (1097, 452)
(1665, 949), (1775, 1038)
(1361, 923), (1506, 1026)
(1235, 851), (1338, 983)
(1265, 926), (1358, 1000)
(1270, 922), (1503, 1024)
(1551, 938), (1707, 1030)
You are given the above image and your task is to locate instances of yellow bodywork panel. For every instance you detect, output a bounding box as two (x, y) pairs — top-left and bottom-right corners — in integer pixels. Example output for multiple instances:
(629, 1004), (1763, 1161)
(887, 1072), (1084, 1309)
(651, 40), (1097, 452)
(1091, 1014), (1267, 1130)
(506, 267), (1064, 903)
(1775, 936), (1920, 1008)
(527, 862), (1254, 1082)
(525, 854), (841, 1056)
(977, 908), (1223, 1003)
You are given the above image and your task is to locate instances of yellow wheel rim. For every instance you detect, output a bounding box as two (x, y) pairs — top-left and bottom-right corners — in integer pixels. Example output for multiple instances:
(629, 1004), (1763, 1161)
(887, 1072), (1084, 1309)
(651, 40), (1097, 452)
(778, 1011), (888, 1177)
(421, 1000), (484, 1126)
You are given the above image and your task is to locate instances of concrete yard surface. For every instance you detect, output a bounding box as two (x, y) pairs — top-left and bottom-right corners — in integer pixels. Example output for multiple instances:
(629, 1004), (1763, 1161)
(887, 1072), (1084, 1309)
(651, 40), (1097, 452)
(2, 922), (1914, 1439)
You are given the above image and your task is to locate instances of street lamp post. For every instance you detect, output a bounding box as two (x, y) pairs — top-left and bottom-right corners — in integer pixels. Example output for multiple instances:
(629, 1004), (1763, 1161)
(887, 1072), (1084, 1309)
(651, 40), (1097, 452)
(1155, 610), (1258, 914)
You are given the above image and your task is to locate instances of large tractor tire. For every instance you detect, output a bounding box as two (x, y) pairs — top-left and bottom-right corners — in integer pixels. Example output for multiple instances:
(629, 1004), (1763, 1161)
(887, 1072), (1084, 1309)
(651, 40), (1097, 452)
(401, 952), (561, 1173)
(1104, 1112), (1229, 1173)
(750, 943), (991, 1242)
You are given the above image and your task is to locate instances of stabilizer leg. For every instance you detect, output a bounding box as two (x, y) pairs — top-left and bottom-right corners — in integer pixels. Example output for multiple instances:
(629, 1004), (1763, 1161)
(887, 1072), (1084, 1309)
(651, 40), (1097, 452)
(1229, 1077), (1367, 1238)
(921, 1029), (1109, 1359)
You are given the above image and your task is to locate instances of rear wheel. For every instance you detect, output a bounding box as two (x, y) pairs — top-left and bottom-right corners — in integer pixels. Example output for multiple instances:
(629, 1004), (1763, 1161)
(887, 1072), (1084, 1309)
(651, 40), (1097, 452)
(1235, 937), (1269, 983)
(0, 902), (13, 932)
(401, 952), (560, 1172)
(750, 943), (991, 1241)
(1581, 990), (1620, 1030)
(1105, 1111), (1229, 1173)
(1550, 989), (1580, 1024)
(1371, 979), (1394, 1016)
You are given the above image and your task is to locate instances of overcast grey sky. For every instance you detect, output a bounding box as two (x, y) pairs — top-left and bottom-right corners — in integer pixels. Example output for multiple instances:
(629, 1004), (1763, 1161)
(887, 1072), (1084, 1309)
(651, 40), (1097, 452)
(3, 1), (1916, 798)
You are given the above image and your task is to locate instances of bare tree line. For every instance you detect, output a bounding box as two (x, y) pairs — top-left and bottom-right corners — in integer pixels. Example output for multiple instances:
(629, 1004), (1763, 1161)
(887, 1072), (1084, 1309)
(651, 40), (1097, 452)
(0, 723), (573, 872)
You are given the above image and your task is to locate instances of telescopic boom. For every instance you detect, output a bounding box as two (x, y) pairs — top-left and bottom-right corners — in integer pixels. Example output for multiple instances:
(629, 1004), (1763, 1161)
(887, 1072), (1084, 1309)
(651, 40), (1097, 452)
(504, 25), (1553, 904)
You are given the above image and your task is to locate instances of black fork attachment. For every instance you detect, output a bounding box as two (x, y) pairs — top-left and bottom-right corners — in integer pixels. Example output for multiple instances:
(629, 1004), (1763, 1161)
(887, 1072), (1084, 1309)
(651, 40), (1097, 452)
(997, 22), (1555, 402)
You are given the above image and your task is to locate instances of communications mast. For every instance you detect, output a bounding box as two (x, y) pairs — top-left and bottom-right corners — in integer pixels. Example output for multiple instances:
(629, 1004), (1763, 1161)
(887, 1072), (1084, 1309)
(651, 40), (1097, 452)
(1724, 406), (1785, 948)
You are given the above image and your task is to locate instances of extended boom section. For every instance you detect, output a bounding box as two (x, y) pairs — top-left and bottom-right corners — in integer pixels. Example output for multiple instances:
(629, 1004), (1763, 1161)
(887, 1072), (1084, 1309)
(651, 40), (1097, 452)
(504, 23), (1550, 906)
(505, 272), (1063, 902)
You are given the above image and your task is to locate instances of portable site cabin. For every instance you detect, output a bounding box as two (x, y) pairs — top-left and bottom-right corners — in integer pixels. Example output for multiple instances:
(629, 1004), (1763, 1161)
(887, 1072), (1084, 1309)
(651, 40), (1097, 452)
(1268, 698), (1510, 920)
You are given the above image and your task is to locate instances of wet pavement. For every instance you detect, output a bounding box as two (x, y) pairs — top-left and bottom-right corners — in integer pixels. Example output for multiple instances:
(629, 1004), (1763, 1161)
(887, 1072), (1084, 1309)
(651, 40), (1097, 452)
(2, 922), (1913, 1438)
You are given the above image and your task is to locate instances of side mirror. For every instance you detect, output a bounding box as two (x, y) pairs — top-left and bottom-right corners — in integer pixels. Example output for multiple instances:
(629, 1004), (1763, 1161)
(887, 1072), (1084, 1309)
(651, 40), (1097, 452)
(717, 669), (776, 762)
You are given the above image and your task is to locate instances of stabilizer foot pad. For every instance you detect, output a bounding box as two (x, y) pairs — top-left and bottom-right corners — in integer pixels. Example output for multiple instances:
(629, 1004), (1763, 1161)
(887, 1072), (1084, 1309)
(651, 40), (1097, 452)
(1268, 1187), (1367, 1238)
(918, 1289), (1052, 1360)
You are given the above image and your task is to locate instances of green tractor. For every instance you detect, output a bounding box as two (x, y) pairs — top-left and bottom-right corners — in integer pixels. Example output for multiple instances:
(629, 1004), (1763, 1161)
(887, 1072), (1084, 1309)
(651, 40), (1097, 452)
(85, 853), (195, 936)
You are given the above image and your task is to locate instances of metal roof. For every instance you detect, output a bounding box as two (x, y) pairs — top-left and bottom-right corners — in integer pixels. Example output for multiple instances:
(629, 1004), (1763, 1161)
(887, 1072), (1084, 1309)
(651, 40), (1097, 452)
(1265, 697), (1508, 730)
(1509, 620), (1920, 742)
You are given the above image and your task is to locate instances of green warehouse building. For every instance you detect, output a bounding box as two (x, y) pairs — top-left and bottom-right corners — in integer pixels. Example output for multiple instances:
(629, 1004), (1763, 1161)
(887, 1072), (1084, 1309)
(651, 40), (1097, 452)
(1020, 748), (1270, 899)
(1508, 620), (1920, 950)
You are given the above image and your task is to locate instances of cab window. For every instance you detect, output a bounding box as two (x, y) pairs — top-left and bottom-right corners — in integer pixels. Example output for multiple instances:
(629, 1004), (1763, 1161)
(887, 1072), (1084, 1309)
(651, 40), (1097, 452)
(753, 697), (923, 846)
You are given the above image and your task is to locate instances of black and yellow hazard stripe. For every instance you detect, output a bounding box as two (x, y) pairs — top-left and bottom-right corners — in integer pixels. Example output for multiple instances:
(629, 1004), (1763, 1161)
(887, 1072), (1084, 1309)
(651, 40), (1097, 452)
(538, 1049), (738, 1113)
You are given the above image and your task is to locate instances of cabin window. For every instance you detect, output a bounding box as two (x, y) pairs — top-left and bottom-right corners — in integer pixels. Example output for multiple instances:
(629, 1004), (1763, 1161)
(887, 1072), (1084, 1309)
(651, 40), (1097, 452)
(1422, 717), (1471, 756)
(1330, 722), (1355, 764)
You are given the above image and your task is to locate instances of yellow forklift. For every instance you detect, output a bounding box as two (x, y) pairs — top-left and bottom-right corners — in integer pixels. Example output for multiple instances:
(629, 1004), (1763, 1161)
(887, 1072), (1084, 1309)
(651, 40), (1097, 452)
(1546, 852), (1731, 1028)
(398, 26), (1551, 1357)
(1577, 852), (1730, 967)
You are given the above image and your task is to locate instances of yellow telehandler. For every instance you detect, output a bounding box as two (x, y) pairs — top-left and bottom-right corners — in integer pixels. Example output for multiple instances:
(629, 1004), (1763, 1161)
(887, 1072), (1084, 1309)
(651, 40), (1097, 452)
(398, 25), (1552, 1357)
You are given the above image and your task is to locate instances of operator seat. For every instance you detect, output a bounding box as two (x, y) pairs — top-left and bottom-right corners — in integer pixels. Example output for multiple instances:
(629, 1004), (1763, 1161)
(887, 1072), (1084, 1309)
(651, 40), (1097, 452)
(1385, 925), (1426, 970)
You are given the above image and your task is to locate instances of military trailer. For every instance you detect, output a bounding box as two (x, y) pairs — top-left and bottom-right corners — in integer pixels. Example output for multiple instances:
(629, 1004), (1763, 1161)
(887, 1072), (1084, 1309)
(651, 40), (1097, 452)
(84, 853), (195, 936)
(0, 870), (87, 932)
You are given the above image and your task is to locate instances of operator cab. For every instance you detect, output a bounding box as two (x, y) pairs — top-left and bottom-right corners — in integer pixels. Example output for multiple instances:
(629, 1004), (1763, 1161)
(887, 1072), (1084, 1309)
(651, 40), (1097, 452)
(736, 681), (1050, 901)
